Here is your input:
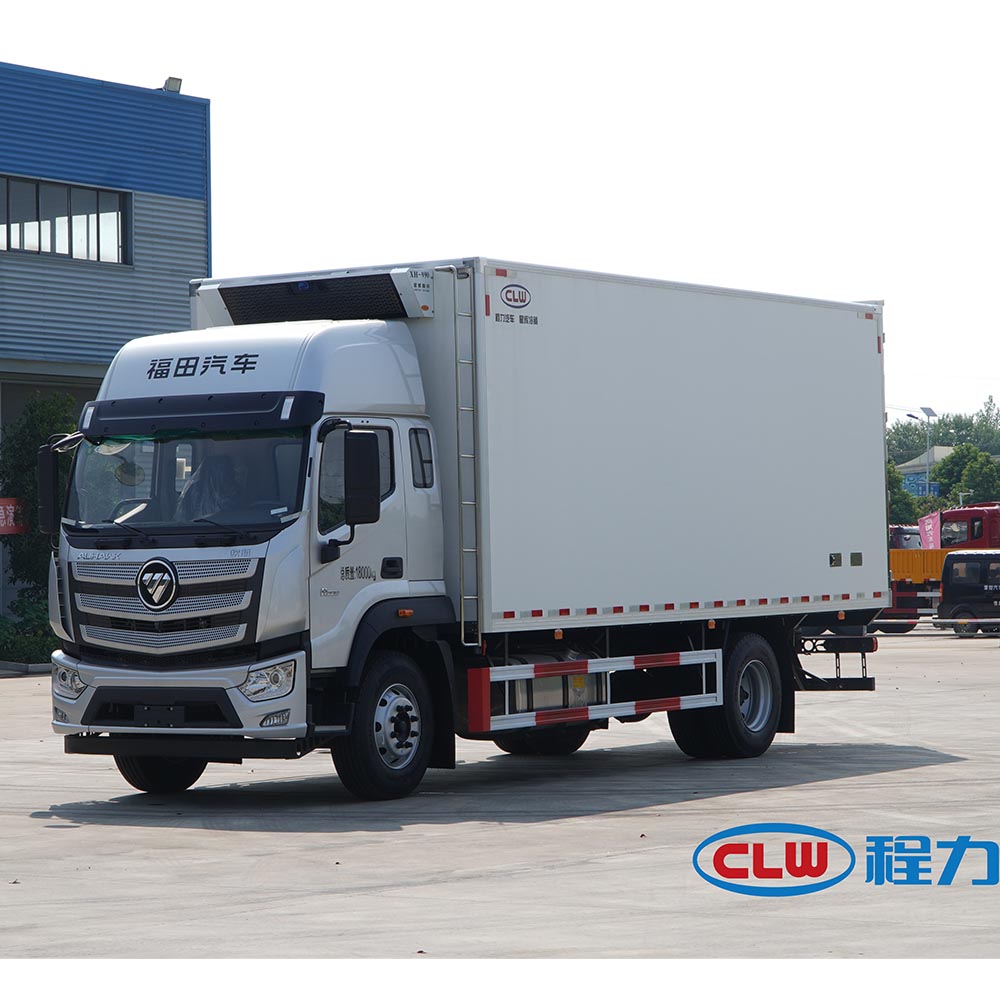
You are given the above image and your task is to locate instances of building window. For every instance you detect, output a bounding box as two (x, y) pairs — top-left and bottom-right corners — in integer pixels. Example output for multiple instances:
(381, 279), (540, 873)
(1, 174), (130, 264)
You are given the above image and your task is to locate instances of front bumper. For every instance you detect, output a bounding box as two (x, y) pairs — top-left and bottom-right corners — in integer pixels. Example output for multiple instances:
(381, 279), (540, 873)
(50, 648), (308, 740)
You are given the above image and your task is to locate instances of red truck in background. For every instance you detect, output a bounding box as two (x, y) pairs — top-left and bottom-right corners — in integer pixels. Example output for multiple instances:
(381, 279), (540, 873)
(879, 503), (1000, 632)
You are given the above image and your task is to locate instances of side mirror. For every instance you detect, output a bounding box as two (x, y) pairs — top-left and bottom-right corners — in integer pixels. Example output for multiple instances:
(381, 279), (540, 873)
(37, 445), (59, 535)
(343, 430), (382, 526)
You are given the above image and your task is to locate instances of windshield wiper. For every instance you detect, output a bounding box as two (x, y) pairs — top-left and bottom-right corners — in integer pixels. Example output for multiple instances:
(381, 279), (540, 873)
(192, 517), (253, 542)
(100, 519), (149, 538)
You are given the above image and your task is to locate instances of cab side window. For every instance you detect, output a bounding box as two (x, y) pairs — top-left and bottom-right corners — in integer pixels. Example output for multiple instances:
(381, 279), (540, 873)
(410, 428), (434, 489)
(951, 560), (981, 585)
(318, 427), (394, 535)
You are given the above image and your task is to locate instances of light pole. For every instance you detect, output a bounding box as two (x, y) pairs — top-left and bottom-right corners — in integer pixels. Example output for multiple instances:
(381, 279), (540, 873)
(907, 407), (937, 497)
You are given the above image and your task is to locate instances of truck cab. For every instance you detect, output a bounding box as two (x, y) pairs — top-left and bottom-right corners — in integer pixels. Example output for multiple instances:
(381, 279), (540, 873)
(938, 549), (1000, 636)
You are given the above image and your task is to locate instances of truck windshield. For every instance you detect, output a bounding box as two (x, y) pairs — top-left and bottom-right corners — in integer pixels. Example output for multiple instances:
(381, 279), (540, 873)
(65, 429), (308, 532)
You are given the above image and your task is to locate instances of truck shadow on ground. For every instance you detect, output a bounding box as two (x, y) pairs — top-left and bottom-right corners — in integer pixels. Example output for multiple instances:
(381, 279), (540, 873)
(32, 739), (962, 833)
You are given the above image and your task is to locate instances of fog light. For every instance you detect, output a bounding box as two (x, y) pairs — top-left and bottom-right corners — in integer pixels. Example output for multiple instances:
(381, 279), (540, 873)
(238, 660), (295, 702)
(53, 665), (86, 700)
(53, 708), (69, 723)
(260, 710), (290, 728)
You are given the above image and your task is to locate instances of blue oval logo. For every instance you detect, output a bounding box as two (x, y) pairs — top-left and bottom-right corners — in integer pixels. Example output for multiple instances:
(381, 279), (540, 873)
(500, 284), (531, 309)
(692, 823), (855, 897)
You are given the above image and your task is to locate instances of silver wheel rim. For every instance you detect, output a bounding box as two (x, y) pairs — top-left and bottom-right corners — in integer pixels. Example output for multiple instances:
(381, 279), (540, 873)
(373, 683), (421, 770)
(737, 659), (773, 733)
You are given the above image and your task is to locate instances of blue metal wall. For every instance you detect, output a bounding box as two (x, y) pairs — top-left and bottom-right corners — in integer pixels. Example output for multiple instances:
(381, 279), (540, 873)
(0, 62), (210, 368)
(0, 61), (209, 201)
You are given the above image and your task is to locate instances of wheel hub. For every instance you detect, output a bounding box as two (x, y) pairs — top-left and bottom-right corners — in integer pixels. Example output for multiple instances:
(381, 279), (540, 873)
(737, 659), (773, 733)
(373, 683), (421, 770)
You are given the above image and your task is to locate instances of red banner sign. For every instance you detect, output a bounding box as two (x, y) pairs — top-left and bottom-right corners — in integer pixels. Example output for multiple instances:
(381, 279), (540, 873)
(0, 499), (28, 535)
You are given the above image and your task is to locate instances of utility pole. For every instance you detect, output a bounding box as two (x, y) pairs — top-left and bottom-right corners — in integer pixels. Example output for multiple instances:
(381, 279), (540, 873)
(907, 407), (937, 496)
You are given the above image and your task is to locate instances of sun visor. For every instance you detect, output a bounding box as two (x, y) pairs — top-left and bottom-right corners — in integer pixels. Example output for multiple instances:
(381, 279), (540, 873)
(79, 391), (326, 439)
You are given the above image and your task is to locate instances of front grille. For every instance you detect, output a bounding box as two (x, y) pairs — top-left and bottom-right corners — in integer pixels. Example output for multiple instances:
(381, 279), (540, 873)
(81, 623), (246, 650)
(73, 558), (255, 585)
(70, 555), (262, 657)
(77, 590), (251, 619)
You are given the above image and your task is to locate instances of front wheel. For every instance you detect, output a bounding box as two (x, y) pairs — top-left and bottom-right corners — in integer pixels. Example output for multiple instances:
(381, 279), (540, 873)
(114, 755), (207, 793)
(331, 652), (434, 800)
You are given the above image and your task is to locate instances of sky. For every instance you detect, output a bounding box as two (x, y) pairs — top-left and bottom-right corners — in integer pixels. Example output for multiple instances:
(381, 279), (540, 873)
(4, 0), (998, 424)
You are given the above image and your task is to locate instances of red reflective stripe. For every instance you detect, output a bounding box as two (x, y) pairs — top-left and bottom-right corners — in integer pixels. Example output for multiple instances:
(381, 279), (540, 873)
(586, 607), (598, 615)
(639, 604), (650, 612)
(635, 696), (682, 713)
(822, 595), (831, 601)
(780, 598), (789, 604)
(534, 659), (589, 678)
(714, 601), (724, 608)
(496, 267), (508, 277)
(801, 596), (811, 603)
(665, 604), (675, 611)
(635, 652), (683, 668)
(468, 668), (491, 733)
(613, 606), (623, 614)
(690, 602), (700, 609)
(485, 294), (491, 316)
(842, 594), (851, 600)
(759, 598), (768, 605)
(531, 610), (543, 617)
(559, 608), (571, 616)
(737, 600), (747, 607)
(503, 611), (515, 619)
(535, 707), (590, 725)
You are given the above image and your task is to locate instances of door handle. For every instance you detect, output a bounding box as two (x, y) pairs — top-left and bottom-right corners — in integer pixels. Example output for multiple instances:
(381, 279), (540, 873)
(381, 557), (404, 579)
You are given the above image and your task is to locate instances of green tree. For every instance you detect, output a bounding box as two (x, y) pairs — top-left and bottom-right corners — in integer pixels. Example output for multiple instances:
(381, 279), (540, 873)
(887, 462), (917, 523)
(933, 443), (988, 497)
(886, 420), (926, 465)
(957, 453), (1000, 505)
(0, 392), (77, 604)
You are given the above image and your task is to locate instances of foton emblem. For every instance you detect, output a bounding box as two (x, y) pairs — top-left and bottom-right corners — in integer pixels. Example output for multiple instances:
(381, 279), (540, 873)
(137, 558), (179, 611)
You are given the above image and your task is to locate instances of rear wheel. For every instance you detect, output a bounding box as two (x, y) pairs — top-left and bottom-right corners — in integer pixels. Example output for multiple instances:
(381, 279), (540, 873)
(877, 621), (917, 634)
(953, 608), (979, 637)
(668, 633), (781, 759)
(493, 725), (590, 756)
(331, 652), (433, 800)
(114, 755), (207, 793)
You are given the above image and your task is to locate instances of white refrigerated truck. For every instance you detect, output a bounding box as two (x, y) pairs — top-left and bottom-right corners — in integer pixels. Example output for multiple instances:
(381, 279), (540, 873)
(38, 259), (888, 799)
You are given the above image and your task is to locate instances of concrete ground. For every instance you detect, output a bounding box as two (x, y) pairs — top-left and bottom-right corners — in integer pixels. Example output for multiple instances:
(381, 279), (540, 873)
(0, 627), (998, 959)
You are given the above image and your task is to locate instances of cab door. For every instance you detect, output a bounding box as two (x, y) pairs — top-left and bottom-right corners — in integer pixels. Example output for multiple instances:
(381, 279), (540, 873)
(309, 420), (407, 670)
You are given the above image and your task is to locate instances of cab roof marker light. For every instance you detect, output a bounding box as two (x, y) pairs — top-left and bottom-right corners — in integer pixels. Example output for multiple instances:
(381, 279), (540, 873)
(280, 396), (294, 421)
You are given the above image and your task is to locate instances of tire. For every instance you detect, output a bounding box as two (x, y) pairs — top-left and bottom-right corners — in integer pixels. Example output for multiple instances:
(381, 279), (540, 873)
(331, 651), (433, 800)
(114, 755), (207, 793)
(493, 725), (590, 756)
(952, 608), (979, 637)
(877, 622), (917, 634)
(668, 633), (781, 759)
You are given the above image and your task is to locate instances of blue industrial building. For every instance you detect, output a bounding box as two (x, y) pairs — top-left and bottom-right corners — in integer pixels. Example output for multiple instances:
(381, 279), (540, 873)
(0, 61), (210, 612)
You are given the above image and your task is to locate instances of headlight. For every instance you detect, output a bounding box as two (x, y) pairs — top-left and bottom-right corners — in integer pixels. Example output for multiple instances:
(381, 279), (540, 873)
(238, 660), (295, 702)
(53, 665), (86, 700)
